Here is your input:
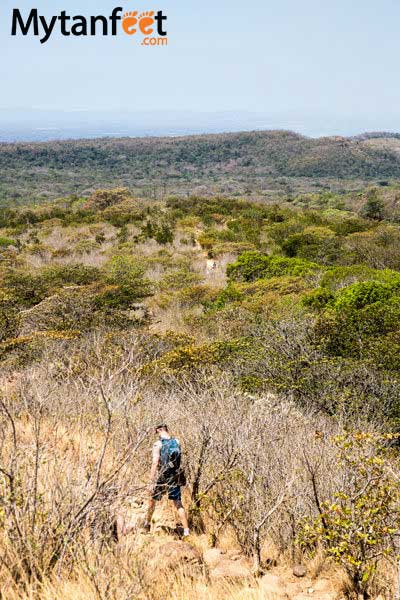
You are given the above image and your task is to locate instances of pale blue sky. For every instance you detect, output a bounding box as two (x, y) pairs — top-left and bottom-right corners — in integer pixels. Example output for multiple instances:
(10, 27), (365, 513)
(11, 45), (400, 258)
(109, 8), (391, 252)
(1, 0), (400, 138)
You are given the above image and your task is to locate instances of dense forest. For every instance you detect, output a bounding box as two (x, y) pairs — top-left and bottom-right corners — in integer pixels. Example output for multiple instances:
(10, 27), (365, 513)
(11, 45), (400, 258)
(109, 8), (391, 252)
(3, 130), (400, 205)
(1, 184), (400, 599)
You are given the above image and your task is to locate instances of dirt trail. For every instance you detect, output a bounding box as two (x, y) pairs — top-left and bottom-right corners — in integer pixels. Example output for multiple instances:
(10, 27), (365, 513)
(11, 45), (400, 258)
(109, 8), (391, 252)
(118, 497), (344, 600)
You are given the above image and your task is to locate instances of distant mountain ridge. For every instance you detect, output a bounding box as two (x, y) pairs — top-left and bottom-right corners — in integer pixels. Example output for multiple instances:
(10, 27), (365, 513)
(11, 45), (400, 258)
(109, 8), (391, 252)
(1, 129), (400, 206)
(351, 131), (400, 141)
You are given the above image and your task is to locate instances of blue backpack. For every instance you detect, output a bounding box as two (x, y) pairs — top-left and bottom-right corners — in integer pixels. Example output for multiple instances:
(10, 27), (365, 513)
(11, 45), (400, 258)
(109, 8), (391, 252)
(160, 438), (181, 475)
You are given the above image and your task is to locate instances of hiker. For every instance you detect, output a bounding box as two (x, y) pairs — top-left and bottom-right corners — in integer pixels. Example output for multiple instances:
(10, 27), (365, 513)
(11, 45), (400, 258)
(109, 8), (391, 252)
(206, 258), (217, 273)
(143, 424), (190, 537)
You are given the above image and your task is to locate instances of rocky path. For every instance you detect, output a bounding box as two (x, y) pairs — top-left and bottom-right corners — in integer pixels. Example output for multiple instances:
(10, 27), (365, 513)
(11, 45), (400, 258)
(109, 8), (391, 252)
(117, 497), (344, 600)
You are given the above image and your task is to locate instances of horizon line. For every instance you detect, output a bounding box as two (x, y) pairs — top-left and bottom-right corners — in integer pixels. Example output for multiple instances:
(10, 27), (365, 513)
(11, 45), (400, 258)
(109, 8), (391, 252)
(1, 127), (400, 145)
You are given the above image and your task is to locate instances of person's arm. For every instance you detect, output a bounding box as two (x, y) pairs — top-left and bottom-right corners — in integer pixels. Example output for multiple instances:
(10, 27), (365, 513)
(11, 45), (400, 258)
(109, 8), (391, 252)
(148, 442), (160, 491)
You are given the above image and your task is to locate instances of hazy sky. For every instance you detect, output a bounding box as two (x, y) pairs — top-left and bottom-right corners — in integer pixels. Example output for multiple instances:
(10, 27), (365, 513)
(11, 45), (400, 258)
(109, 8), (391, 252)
(1, 0), (400, 134)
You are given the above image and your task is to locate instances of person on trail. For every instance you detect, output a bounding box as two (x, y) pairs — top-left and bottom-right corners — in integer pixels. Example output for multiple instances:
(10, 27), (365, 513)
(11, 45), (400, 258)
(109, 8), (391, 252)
(143, 424), (190, 537)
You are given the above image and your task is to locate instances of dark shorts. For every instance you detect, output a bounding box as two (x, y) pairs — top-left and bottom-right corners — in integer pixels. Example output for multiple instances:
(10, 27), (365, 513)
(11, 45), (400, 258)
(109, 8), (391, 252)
(152, 478), (181, 502)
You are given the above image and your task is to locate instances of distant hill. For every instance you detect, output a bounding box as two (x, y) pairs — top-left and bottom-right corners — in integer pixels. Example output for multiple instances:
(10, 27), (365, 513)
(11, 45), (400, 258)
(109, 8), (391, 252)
(2, 129), (400, 206)
(351, 131), (400, 141)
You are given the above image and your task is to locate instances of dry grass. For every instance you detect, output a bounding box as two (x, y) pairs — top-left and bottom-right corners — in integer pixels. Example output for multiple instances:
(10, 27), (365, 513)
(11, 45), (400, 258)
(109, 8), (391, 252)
(0, 572), (291, 600)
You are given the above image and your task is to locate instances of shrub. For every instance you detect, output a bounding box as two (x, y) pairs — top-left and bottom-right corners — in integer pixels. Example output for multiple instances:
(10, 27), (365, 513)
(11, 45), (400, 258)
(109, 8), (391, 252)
(100, 198), (145, 226)
(19, 284), (149, 333)
(95, 232), (106, 244)
(0, 289), (20, 341)
(117, 225), (129, 244)
(299, 432), (400, 599)
(343, 227), (400, 270)
(359, 189), (385, 220)
(227, 251), (320, 282)
(139, 220), (174, 245)
(159, 269), (202, 291)
(74, 239), (98, 255)
(155, 224), (174, 245)
(21, 286), (97, 332)
(0, 236), (14, 248)
(147, 338), (253, 373)
(176, 285), (219, 308)
(302, 288), (335, 311)
(41, 264), (101, 287)
(314, 291), (400, 360)
(84, 187), (131, 210)
(320, 265), (400, 291)
(102, 255), (152, 307)
(212, 283), (244, 310)
(281, 227), (341, 264)
(3, 270), (47, 308)
(366, 332), (400, 372)
(265, 219), (304, 245)
(330, 216), (369, 236)
(333, 281), (395, 313)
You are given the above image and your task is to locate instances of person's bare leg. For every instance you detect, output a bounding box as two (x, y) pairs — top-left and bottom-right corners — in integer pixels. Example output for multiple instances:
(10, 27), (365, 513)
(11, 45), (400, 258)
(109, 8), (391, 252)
(145, 498), (156, 529)
(116, 512), (127, 540)
(173, 500), (189, 533)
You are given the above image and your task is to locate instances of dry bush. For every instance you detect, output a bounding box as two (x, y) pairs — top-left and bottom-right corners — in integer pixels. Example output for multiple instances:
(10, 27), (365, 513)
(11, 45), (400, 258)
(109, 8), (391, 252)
(0, 366), (150, 592)
(0, 330), (398, 598)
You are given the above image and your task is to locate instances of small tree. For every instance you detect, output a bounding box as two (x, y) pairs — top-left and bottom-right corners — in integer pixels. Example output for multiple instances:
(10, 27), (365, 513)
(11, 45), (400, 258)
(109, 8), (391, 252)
(360, 190), (385, 221)
(299, 432), (400, 598)
(84, 188), (131, 210)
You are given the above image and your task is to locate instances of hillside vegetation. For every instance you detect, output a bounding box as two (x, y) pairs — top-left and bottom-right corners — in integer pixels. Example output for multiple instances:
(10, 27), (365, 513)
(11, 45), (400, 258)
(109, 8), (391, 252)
(3, 130), (400, 205)
(1, 186), (400, 599)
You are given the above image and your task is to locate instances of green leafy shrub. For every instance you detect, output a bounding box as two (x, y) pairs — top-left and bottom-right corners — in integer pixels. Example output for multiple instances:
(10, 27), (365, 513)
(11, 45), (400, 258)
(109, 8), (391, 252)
(264, 219), (304, 245)
(41, 264), (101, 287)
(320, 265), (400, 291)
(212, 283), (244, 310)
(342, 226), (400, 271)
(0, 236), (14, 247)
(102, 255), (152, 308)
(359, 189), (385, 220)
(281, 227), (341, 264)
(159, 268), (202, 291)
(95, 232), (106, 244)
(227, 251), (320, 282)
(147, 338), (253, 373)
(3, 264), (102, 311)
(333, 281), (396, 313)
(365, 332), (400, 372)
(155, 224), (174, 245)
(21, 286), (98, 332)
(74, 240), (98, 255)
(101, 202), (145, 227)
(177, 285), (219, 308)
(302, 288), (335, 311)
(140, 220), (174, 245)
(212, 276), (308, 313)
(314, 288), (400, 360)
(330, 216), (370, 236)
(3, 270), (47, 308)
(19, 283), (149, 333)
